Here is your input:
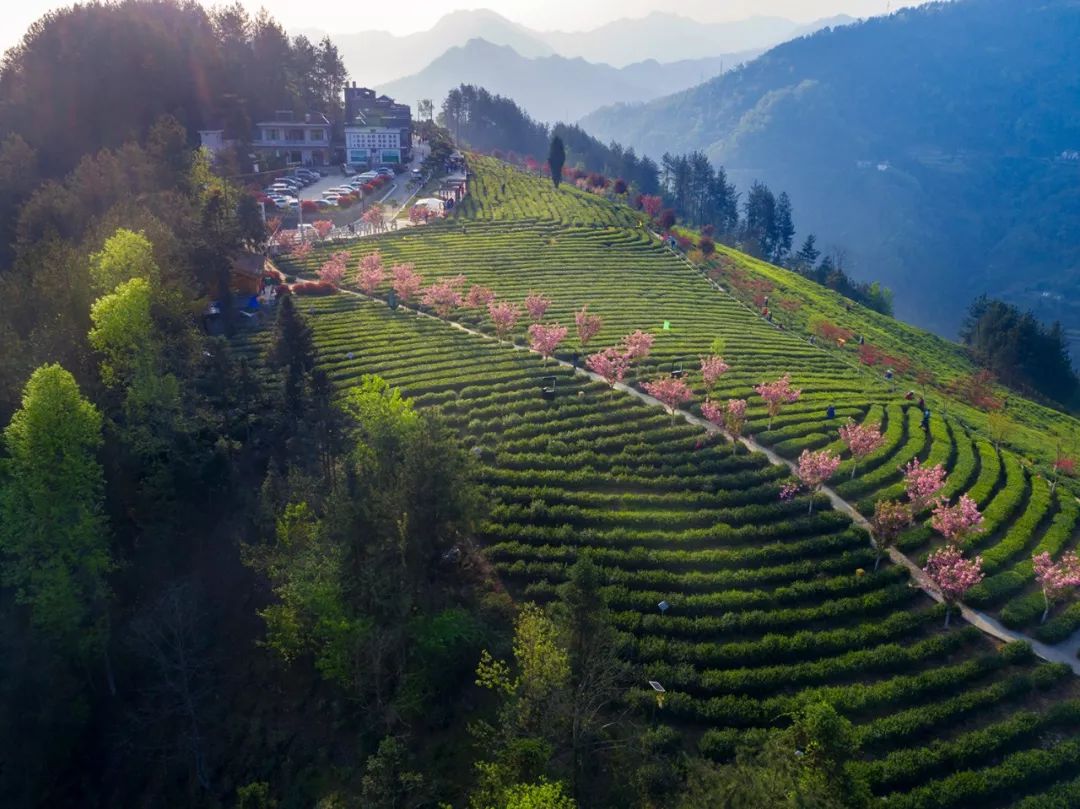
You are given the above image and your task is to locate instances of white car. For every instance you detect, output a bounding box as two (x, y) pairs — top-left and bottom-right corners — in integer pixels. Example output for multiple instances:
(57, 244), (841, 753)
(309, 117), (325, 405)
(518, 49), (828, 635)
(356, 172), (378, 181)
(375, 167), (394, 177)
(322, 192), (342, 202)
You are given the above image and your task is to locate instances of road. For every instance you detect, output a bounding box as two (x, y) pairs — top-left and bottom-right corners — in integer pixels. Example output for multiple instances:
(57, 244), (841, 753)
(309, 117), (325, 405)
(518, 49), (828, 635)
(297, 141), (430, 219)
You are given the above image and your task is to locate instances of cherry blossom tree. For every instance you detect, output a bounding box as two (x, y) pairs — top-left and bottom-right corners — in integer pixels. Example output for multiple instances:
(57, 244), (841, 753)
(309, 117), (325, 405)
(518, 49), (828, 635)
(317, 251), (349, 287)
(488, 300), (521, 342)
(754, 374), (802, 430)
(291, 240), (313, 260)
(930, 495), (984, 545)
(465, 284), (496, 308)
(700, 399), (724, 428)
(421, 279), (464, 317)
(725, 399), (748, 444)
(575, 306), (603, 348)
(640, 194), (663, 219)
(1033, 551), (1080, 623)
(793, 449), (841, 514)
(391, 263), (423, 304)
(923, 546), (984, 627)
(528, 323), (568, 362)
(362, 204), (386, 232)
(311, 219), (333, 239)
(525, 292), (552, 322)
(586, 348), (630, 388)
(356, 251), (385, 295)
(642, 377), (693, 422)
(870, 499), (913, 571)
(1051, 453), (1077, 494)
(699, 355), (730, 390)
(902, 458), (947, 511)
(839, 419), (884, 479)
(620, 330), (655, 363)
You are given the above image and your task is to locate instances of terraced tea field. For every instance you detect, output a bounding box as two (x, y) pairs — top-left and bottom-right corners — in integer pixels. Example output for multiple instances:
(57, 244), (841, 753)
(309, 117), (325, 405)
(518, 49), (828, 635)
(267, 156), (1080, 805)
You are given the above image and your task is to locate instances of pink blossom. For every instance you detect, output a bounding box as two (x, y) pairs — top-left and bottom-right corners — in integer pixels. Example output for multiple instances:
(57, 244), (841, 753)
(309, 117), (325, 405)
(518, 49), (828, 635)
(421, 278), (464, 317)
(794, 449), (841, 514)
(902, 458), (947, 511)
(870, 499), (913, 570)
(291, 240), (313, 260)
(754, 374), (802, 430)
(642, 376), (693, 421)
(923, 546), (984, 626)
(620, 330), (655, 363)
(525, 292), (552, 322)
(1052, 453), (1077, 493)
(362, 205), (385, 229)
(699, 355), (730, 389)
(356, 251), (385, 295)
(700, 398), (724, 427)
(779, 482), (801, 500)
(528, 323), (568, 361)
(640, 194), (663, 219)
(839, 419), (884, 479)
(1033, 551), (1080, 623)
(316, 251), (349, 287)
(391, 263), (423, 304)
(465, 284), (496, 308)
(311, 219), (333, 239)
(930, 494), (984, 545)
(725, 399), (749, 439)
(575, 306), (603, 348)
(586, 347), (630, 388)
(488, 300), (522, 341)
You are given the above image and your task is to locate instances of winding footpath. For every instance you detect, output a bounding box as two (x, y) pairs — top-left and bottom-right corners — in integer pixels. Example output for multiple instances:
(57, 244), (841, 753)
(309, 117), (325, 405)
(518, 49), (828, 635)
(319, 285), (1080, 675)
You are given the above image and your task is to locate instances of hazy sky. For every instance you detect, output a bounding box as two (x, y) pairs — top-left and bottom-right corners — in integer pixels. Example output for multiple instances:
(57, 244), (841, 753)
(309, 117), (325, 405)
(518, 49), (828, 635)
(3, 0), (926, 52)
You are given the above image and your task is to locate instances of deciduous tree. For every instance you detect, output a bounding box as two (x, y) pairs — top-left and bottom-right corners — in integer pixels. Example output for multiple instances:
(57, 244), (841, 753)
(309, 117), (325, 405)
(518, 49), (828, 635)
(574, 306), (602, 348)
(0, 364), (110, 654)
(642, 377), (693, 422)
(923, 546), (983, 627)
(754, 373), (801, 430)
(528, 323), (568, 362)
(839, 419), (884, 479)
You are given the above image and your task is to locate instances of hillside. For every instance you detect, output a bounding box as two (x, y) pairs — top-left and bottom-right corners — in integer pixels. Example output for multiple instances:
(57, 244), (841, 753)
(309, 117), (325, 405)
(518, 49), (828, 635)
(274, 154), (1080, 804)
(378, 39), (752, 123)
(537, 12), (855, 67)
(311, 9), (855, 89)
(580, 0), (1080, 356)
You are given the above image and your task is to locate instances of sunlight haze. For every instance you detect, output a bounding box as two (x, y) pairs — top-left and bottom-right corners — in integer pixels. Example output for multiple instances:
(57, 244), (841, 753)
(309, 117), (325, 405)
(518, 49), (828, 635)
(3, 0), (928, 53)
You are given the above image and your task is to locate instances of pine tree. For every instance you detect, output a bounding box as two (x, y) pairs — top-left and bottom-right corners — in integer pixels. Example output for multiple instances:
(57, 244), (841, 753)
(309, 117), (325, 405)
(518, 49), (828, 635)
(795, 234), (821, 271)
(548, 136), (566, 188)
(773, 192), (795, 264)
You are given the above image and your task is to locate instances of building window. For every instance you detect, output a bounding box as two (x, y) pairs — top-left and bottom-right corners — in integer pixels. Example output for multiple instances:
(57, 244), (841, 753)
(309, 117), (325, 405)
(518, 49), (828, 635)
(286, 129), (304, 142)
(310, 129), (324, 141)
(265, 128), (279, 141)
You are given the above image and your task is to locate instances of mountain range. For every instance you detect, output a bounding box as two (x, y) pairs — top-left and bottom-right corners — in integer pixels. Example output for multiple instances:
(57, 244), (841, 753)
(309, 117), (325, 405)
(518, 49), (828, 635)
(580, 0), (1080, 357)
(377, 39), (757, 124)
(305, 9), (855, 87)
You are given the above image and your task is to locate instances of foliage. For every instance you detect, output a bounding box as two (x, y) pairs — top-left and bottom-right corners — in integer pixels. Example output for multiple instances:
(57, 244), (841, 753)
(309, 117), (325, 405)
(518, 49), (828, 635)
(902, 458), (947, 511)
(0, 364), (109, 652)
(357, 251), (385, 295)
(839, 419), (884, 478)
(754, 373), (801, 429)
(548, 136), (566, 189)
(392, 263), (423, 303)
(88, 228), (159, 292)
(88, 277), (156, 386)
(961, 295), (1078, 407)
(585, 348), (630, 388)
(1032, 552), (1080, 623)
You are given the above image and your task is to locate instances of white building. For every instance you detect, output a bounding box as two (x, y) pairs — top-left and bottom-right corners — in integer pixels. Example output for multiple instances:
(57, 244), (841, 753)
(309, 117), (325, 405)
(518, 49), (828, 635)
(252, 111), (331, 166)
(345, 124), (403, 166)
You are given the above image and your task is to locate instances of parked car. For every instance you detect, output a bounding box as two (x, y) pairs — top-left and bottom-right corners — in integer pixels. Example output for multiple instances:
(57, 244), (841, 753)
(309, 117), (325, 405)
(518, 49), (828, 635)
(295, 169), (321, 181)
(357, 171), (378, 181)
(341, 163), (356, 176)
(322, 192), (342, 202)
(375, 168), (393, 177)
(314, 198), (336, 208)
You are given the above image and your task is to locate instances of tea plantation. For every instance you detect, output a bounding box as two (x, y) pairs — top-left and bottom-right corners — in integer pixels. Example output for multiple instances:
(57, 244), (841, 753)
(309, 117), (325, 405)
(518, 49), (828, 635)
(263, 156), (1080, 806)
